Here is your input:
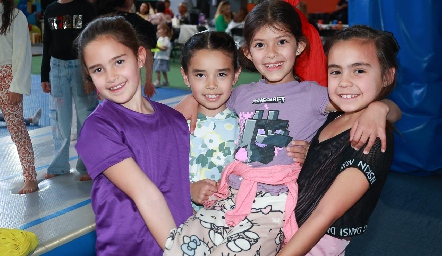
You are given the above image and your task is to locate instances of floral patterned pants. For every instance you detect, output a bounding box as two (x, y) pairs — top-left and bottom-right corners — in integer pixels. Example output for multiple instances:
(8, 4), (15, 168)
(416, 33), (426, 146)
(0, 65), (37, 182)
(164, 187), (287, 256)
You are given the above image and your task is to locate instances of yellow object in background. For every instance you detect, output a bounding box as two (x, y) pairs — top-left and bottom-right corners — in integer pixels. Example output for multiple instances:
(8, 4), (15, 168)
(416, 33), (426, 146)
(0, 228), (39, 256)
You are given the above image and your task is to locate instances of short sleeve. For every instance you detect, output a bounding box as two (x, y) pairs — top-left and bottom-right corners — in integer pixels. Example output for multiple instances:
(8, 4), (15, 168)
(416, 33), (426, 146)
(340, 137), (394, 187)
(76, 115), (133, 180)
(226, 85), (242, 112)
(308, 82), (329, 117)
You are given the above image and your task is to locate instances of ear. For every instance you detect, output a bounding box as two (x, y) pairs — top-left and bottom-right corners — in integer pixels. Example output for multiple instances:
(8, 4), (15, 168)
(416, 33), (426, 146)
(180, 67), (191, 88)
(137, 46), (147, 68)
(243, 45), (252, 61)
(295, 41), (307, 56)
(233, 66), (242, 85)
(384, 67), (396, 87)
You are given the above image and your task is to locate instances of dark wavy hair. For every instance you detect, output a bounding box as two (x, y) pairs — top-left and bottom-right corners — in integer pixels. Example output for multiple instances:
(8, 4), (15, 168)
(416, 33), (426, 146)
(1, 0), (18, 35)
(181, 31), (239, 74)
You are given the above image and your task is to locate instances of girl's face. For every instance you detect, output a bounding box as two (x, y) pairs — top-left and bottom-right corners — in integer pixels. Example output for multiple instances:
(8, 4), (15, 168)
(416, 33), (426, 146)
(84, 36), (146, 109)
(157, 25), (166, 37)
(181, 49), (241, 117)
(327, 39), (388, 114)
(245, 25), (305, 85)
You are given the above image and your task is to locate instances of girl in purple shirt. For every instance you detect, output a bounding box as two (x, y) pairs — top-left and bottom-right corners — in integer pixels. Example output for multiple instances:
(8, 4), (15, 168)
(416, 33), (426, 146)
(74, 16), (192, 255)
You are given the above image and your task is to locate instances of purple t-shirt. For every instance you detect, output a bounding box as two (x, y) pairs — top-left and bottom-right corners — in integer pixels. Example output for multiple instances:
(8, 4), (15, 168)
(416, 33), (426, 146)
(75, 99), (192, 256)
(228, 79), (329, 167)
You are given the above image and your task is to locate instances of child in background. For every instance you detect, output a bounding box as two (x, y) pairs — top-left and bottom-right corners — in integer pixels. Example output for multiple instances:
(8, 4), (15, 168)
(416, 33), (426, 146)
(279, 25), (400, 256)
(0, 0), (38, 194)
(165, 1), (400, 255)
(180, 31), (241, 212)
(164, 0), (174, 18)
(153, 22), (172, 87)
(41, 0), (99, 181)
(74, 17), (192, 255)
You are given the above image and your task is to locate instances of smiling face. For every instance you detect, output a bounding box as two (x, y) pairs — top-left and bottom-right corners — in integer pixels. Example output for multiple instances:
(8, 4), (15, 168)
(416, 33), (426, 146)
(181, 49), (241, 117)
(84, 36), (145, 110)
(327, 39), (387, 114)
(244, 25), (305, 84)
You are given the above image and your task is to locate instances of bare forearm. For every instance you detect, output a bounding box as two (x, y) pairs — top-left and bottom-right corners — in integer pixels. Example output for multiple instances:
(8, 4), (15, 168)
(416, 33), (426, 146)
(278, 212), (331, 256)
(136, 190), (176, 249)
(379, 99), (401, 123)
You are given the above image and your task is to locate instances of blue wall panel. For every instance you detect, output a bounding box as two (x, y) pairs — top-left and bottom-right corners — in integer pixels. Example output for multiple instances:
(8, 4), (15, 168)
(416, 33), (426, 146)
(349, 0), (442, 175)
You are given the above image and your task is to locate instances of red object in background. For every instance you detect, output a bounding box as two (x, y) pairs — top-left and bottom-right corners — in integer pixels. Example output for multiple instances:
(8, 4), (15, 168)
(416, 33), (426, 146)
(284, 0), (328, 86)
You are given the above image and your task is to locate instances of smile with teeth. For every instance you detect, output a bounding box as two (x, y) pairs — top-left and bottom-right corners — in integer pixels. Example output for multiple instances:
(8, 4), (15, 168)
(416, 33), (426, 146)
(340, 94), (359, 99)
(205, 94), (220, 99)
(110, 83), (124, 91)
(265, 62), (283, 68)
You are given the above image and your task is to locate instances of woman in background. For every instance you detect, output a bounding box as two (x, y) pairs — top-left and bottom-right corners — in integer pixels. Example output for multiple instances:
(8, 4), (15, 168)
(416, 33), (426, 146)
(214, 1), (231, 32)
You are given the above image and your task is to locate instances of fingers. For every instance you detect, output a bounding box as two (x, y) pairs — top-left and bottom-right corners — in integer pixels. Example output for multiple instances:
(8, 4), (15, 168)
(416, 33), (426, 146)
(190, 179), (218, 205)
(287, 140), (309, 164)
(377, 128), (387, 153)
(41, 82), (51, 93)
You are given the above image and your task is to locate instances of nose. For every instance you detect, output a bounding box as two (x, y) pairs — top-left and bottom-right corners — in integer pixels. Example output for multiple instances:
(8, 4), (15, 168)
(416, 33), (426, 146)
(266, 45), (277, 59)
(205, 76), (218, 90)
(339, 73), (353, 88)
(106, 69), (118, 83)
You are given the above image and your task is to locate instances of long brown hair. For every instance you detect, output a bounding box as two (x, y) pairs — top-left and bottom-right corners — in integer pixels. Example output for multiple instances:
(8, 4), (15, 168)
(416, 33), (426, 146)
(1, 0), (18, 35)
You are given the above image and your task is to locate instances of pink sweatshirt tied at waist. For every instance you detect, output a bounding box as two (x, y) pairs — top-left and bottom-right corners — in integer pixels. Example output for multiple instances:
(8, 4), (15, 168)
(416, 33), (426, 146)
(204, 160), (302, 244)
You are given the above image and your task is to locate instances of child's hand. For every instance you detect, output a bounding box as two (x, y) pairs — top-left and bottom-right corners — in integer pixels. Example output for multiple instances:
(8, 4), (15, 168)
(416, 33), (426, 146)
(190, 179), (218, 205)
(350, 102), (388, 154)
(286, 140), (309, 165)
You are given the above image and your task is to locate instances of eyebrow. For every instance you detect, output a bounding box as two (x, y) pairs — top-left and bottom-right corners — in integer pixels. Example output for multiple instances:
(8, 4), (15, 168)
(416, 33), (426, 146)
(191, 68), (231, 73)
(87, 54), (126, 71)
(252, 32), (292, 42)
(328, 62), (372, 69)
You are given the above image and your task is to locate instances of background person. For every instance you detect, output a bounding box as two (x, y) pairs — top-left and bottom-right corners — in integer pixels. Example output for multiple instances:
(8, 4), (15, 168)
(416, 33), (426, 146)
(0, 0), (39, 194)
(153, 22), (172, 87)
(40, 0), (99, 181)
(214, 1), (231, 32)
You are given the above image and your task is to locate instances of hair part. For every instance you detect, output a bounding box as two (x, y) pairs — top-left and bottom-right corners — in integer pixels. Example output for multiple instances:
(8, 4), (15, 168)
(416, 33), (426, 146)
(75, 16), (141, 83)
(181, 31), (239, 74)
(325, 25), (400, 101)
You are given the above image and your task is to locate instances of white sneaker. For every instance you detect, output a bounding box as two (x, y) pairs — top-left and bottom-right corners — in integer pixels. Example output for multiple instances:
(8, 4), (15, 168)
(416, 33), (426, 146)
(161, 81), (169, 87)
(31, 108), (42, 125)
(153, 80), (161, 87)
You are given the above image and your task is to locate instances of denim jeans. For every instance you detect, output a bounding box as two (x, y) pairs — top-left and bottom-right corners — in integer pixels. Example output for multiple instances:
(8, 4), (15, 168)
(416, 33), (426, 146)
(47, 58), (98, 175)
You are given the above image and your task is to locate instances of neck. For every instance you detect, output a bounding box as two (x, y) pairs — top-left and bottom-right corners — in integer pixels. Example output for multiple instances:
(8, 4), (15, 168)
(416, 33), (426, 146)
(58, 0), (74, 4)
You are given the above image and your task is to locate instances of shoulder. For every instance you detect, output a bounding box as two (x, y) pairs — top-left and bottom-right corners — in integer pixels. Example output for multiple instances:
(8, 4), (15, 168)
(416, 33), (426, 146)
(12, 8), (27, 23)
(153, 101), (186, 121)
